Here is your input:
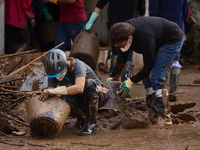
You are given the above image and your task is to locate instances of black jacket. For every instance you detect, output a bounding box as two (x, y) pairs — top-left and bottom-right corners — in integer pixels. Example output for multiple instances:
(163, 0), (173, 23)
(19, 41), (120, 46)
(110, 17), (184, 83)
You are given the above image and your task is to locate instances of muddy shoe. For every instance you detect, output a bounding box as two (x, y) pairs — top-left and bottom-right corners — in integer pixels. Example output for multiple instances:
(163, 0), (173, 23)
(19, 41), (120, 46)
(193, 79), (200, 84)
(169, 94), (177, 102)
(78, 123), (96, 136)
(149, 117), (173, 129)
(75, 117), (86, 129)
(164, 115), (173, 128)
(149, 117), (165, 129)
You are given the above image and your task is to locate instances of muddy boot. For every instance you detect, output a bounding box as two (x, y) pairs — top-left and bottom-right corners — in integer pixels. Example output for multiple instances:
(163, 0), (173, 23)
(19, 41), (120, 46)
(109, 55), (118, 76)
(169, 61), (181, 102)
(79, 98), (98, 136)
(121, 61), (134, 82)
(145, 87), (158, 124)
(15, 43), (28, 54)
(193, 79), (200, 84)
(150, 89), (172, 129)
(69, 104), (86, 129)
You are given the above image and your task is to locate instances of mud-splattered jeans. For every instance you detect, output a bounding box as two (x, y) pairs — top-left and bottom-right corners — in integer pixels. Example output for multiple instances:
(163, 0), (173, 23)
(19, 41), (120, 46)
(54, 20), (86, 51)
(65, 79), (111, 111)
(143, 38), (184, 90)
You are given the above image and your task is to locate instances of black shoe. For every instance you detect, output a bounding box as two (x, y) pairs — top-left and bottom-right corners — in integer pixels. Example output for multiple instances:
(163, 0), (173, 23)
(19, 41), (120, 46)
(78, 123), (96, 136)
(75, 117), (85, 129)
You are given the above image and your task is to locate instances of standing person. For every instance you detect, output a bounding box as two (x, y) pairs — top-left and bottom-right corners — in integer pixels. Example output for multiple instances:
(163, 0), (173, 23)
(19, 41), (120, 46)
(85, 0), (146, 82)
(40, 49), (110, 136)
(149, 0), (189, 102)
(28, 0), (53, 51)
(5, 0), (35, 54)
(46, 0), (87, 51)
(107, 17), (184, 128)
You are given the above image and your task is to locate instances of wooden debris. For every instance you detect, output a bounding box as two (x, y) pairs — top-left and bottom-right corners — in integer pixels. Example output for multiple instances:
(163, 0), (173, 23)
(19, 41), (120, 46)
(0, 75), (22, 84)
(0, 49), (37, 59)
(0, 85), (17, 89)
(0, 139), (25, 146)
(0, 112), (29, 127)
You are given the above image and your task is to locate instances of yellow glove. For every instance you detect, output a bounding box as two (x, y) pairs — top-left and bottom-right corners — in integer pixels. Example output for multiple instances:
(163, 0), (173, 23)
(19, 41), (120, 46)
(118, 79), (134, 99)
(106, 77), (114, 81)
(49, 0), (58, 5)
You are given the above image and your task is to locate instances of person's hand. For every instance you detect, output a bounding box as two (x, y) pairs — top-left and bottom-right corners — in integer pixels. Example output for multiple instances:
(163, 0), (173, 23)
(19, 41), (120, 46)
(118, 79), (134, 99)
(44, 0), (58, 4)
(85, 12), (99, 30)
(38, 90), (50, 102)
(106, 77), (114, 81)
(41, 7), (53, 21)
(30, 19), (36, 28)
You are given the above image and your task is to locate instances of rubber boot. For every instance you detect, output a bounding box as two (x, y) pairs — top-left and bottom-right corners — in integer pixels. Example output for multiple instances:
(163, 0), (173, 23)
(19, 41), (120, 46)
(150, 89), (172, 129)
(15, 43), (28, 54)
(193, 79), (200, 84)
(69, 104), (86, 129)
(79, 98), (98, 136)
(121, 61), (134, 82)
(109, 55), (118, 76)
(145, 87), (158, 124)
(169, 61), (180, 102)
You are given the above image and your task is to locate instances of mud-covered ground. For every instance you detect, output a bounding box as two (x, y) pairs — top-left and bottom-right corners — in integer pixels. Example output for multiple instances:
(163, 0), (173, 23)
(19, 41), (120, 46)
(0, 64), (200, 150)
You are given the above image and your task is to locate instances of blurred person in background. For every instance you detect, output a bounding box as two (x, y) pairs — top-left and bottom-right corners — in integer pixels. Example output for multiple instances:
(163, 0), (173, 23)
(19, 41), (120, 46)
(149, 0), (189, 102)
(5, 0), (35, 54)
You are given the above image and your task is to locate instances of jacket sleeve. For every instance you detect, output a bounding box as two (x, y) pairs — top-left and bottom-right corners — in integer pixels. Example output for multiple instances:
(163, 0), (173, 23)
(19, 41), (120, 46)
(23, 0), (34, 20)
(182, 0), (189, 21)
(149, 0), (159, 16)
(130, 36), (156, 83)
(137, 0), (146, 16)
(96, 0), (109, 10)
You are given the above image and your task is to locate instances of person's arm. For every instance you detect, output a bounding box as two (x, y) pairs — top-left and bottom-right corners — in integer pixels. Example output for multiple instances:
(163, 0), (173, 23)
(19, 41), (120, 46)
(130, 37), (156, 83)
(23, 0), (34, 20)
(110, 50), (129, 80)
(137, 0), (146, 17)
(183, 0), (189, 21)
(85, 0), (109, 30)
(45, 0), (76, 5)
(44, 76), (85, 96)
(149, 0), (159, 16)
(65, 76), (85, 95)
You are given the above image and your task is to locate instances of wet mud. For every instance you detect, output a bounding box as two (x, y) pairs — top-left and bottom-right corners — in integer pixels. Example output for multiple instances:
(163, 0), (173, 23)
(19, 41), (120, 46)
(0, 64), (200, 149)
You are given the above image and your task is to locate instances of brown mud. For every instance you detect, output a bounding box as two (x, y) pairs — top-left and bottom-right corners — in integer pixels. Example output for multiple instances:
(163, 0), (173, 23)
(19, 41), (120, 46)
(0, 64), (200, 150)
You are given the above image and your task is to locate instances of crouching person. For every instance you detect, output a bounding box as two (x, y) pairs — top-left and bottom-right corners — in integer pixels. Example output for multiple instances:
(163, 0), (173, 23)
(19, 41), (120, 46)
(107, 17), (184, 128)
(40, 49), (110, 136)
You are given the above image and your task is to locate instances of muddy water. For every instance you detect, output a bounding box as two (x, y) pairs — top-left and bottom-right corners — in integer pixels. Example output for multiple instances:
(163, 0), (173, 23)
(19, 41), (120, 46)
(16, 124), (200, 150)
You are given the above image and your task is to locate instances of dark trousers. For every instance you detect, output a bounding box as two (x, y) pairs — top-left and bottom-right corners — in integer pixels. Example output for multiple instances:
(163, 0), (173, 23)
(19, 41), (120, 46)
(5, 24), (30, 54)
(65, 79), (111, 111)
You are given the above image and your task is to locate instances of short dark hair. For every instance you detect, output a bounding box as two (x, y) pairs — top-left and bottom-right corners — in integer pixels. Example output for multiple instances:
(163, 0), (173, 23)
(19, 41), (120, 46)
(109, 22), (135, 45)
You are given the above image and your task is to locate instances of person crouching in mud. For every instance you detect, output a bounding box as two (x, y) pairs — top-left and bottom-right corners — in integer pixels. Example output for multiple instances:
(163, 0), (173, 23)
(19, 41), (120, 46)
(40, 49), (111, 135)
(106, 17), (184, 128)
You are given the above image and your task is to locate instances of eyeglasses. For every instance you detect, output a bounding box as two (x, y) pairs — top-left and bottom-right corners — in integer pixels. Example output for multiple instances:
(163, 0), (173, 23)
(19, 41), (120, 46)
(113, 37), (129, 48)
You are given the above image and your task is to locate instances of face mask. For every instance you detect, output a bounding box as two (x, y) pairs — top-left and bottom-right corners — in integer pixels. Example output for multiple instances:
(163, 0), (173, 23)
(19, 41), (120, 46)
(56, 69), (67, 81)
(120, 39), (132, 52)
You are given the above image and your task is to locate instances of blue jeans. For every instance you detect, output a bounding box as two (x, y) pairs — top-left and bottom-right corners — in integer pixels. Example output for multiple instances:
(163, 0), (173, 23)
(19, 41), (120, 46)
(143, 38), (184, 90)
(54, 20), (86, 51)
